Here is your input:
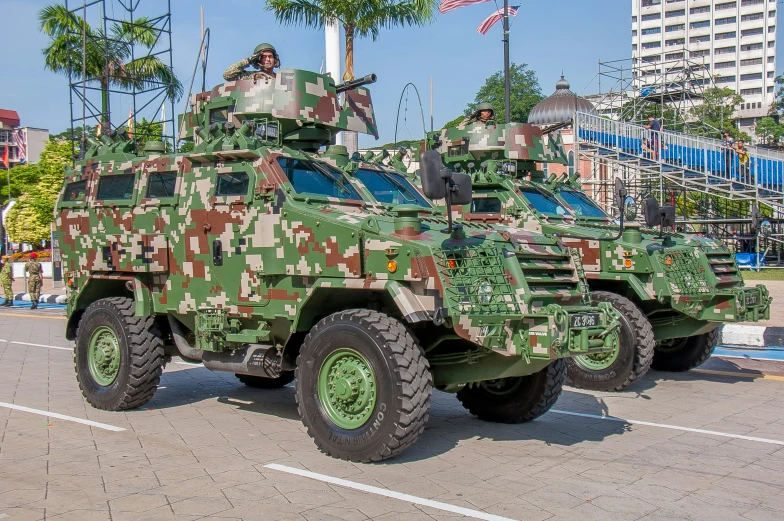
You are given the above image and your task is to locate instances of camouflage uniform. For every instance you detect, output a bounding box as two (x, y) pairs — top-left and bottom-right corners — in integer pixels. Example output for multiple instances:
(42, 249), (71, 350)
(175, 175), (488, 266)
(222, 58), (276, 82)
(25, 258), (42, 309)
(0, 259), (13, 305)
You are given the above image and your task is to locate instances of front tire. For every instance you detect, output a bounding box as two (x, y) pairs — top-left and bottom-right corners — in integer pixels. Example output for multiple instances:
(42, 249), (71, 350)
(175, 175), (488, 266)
(651, 329), (719, 372)
(295, 309), (431, 462)
(567, 291), (654, 391)
(456, 359), (566, 423)
(74, 297), (164, 410)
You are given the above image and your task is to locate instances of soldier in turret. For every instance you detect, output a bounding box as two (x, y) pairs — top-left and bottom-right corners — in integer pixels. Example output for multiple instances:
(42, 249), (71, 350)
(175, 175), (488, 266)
(0, 255), (13, 307)
(460, 102), (496, 126)
(25, 252), (42, 310)
(223, 43), (280, 81)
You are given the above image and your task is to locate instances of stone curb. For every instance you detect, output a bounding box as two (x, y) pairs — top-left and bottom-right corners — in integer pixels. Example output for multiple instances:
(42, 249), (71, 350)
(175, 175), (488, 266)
(719, 324), (784, 348)
(10, 293), (67, 305)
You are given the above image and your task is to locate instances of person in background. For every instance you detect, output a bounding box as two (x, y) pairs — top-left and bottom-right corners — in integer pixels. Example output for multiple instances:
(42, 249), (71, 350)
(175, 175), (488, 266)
(25, 252), (42, 310)
(722, 131), (735, 178)
(734, 140), (751, 184)
(644, 115), (662, 160)
(0, 255), (14, 307)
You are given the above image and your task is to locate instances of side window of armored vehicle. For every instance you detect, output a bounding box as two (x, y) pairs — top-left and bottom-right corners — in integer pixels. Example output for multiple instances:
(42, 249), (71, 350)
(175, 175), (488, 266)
(215, 172), (250, 196)
(95, 173), (137, 206)
(355, 169), (430, 207)
(209, 108), (228, 126)
(62, 180), (88, 205)
(557, 189), (609, 219)
(277, 157), (363, 200)
(519, 187), (571, 217)
(470, 197), (502, 214)
(141, 172), (180, 206)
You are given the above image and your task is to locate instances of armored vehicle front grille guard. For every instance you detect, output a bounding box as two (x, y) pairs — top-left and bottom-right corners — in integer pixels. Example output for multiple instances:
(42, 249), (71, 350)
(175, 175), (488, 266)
(658, 250), (711, 294)
(515, 250), (581, 299)
(705, 251), (742, 288)
(432, 246), (521, 315)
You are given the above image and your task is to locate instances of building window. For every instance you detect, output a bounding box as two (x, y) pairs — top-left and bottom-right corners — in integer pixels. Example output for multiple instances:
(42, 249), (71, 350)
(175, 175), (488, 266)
(642, 0), (661, 6)
(632, 30), (638, 36)
(665, 51), (684, 59)
(741, 88), (763, 95)
(716, 75), (737, 83)
(667, 38), (686, 46)
(715, 17), (736, 26)
(768, 86), (774, 93)
(715, 1), (737, 10)
(768, 71), (775, 78)
(741, 73), (763, 80)
(642, 55), (662, 62)
(741, 28), (764, 37)
(740, 58), (763, 66)
(665, 9), (685, 17)
(769, 41), (775, 48)
(768, 56), (775, 63)
(715, 61), (737, 69)
(633, 44), (638, 51)
(690, 20), (711, 29)
(741, 0), (763, 5)
(741, 43), (764, 51)
(642, 27), (662, 35)
(641, 13), (661, 21)
(715, 32), (737, 41)
(665, 24), (684, 32)
(632, 15), (638, 23)
(741, 13), (764, 22)
(690, 49), (711, 57)
(690, 6), (710, 14)
(642, 41), (662, 49)
(769, 26), (776, 33)
(690, 35), (710, 44)
(715, 46), (736, 54)
(769, 10), (776, 17)
(665, 0), (683, 3)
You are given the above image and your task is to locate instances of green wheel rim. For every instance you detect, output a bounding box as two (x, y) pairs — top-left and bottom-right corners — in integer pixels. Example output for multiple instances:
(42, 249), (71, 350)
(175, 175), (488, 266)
(88, 326), (121, 386)
(318, 348), (377, 430)
(479, 377), (522, 396)
(574, 341), (620, 371)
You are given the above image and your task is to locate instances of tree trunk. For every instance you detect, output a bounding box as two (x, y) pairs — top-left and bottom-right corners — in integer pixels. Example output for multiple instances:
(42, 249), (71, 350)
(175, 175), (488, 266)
(100, 77), (110, 126)
(342, 23), (358, 154)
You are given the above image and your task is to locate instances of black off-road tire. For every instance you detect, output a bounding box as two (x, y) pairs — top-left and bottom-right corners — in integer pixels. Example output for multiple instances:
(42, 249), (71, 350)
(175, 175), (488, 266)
(566, 291), (655, 391)
(295, 309), (431, 462)
(456, 359), (566, 423)
(74, 297), (164, 410)
(651, 329), (720, 372)
(236, 372), (295, 389)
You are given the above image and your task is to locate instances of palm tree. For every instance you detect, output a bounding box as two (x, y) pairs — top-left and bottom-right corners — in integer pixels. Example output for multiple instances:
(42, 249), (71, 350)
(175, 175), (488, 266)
(266, 0), (438, 82)
(39, 4), (182, 127)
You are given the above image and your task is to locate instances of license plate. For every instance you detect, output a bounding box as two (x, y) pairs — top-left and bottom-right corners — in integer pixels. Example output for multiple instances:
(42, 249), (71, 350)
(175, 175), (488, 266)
(570, 313), (600, 328)
(745, 294), (759, 306)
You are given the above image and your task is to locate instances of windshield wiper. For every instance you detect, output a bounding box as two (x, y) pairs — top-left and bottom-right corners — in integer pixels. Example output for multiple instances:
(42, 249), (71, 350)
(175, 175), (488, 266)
(307, 159), (355, 197)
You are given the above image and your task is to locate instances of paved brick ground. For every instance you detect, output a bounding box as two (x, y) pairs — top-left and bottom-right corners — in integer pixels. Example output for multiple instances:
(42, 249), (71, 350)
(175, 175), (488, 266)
(1, 310), (784, 520)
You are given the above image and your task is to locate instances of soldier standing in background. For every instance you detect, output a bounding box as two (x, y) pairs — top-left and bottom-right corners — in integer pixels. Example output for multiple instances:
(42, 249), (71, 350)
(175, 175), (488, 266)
(25, 252), (42, 310)
(0, 255), (13, 306)
(223, 43), (280, 81)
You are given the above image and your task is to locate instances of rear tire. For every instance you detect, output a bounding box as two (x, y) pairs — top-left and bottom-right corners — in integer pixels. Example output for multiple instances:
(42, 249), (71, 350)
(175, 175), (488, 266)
(236, 372), (294, 389)
(651, 329), (719, 372)
(295, 309), (431, 462)
(456, 359), (566, 423)
(567, 291), (654, 391)
(74, 297), (164, 410)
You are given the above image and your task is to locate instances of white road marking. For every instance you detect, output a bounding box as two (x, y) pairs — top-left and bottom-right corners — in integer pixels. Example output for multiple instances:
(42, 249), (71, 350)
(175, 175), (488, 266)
(550, 409), (784, 446)
(264, 463), (518, 521)
(0, 402), (125, 432)
(0, 338), (71, 351)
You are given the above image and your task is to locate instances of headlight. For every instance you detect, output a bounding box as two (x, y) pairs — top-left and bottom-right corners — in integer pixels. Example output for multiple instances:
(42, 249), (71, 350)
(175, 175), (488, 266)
(477, 280), (494, 305)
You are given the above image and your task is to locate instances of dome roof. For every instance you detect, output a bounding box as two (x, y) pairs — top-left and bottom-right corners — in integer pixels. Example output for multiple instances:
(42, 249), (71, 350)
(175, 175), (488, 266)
(528, 75), (596, 126)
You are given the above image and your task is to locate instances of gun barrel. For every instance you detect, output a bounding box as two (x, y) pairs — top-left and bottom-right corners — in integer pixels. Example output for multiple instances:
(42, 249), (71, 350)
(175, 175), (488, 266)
(335, 73), (377, 93)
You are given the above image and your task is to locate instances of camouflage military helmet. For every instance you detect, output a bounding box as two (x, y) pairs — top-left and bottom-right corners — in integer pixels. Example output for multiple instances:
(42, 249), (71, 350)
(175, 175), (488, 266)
(476, 102), (494, 113)
(252, 43), (280, 68)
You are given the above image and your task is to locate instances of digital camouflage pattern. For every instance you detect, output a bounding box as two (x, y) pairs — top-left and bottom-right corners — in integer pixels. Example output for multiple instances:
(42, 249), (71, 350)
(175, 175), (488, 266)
(0, 260), (13, 303)
(25, 259), (42, 306)
(57, 68), (620, 385)
(416, 121), (771, 342)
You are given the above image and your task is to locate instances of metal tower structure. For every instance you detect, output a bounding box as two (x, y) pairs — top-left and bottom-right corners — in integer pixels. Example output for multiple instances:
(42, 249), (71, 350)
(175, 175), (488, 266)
(65, 0), (177, 157)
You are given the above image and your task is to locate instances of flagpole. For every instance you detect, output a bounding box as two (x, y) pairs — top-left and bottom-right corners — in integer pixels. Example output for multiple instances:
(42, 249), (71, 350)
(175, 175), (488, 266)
(503, 0), (510, 123)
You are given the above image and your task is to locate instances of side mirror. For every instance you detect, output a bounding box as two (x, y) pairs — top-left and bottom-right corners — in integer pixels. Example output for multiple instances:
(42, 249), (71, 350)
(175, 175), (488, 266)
(613, 178), (627, 214)
(450, 173), (473, 205)
(760, 220), (772, 237)
(643, 198), (661, 227)
(660, 206), (676, 228)
(420, 151), (447, 199)
(624, 196), (638, 221)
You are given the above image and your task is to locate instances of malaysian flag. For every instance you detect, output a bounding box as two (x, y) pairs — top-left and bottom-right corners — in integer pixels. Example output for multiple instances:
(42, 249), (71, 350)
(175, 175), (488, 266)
(477, 5), (519, 35)
(439, 0), (490, 14)
(13, 129), (26, 164)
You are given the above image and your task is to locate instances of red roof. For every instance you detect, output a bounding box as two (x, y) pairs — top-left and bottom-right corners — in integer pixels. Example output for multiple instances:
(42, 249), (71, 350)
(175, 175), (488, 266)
(0, 109), (20, 127)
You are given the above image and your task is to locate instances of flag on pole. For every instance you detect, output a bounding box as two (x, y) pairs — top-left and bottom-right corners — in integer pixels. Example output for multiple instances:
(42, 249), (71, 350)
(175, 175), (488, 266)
(127, 107), (134, 138)
(1, 145), (8, 169)
(439, 0), (490, 14)
(13, 130), (26, 164)
(477, 5), (519, 35)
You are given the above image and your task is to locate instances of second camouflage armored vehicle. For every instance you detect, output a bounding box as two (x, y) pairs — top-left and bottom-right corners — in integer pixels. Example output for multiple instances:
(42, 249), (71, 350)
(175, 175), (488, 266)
(56, 68), (620, 462)
(412, 121), (771, 391)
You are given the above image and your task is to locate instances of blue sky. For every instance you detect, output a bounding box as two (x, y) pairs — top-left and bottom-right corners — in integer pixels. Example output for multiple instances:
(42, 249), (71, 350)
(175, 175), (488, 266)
(1, 0), (779, 147)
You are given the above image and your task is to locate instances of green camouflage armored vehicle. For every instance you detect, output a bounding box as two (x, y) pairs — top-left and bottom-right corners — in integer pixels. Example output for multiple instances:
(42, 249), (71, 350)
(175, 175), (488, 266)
(56, 68), (621, 462)
(413, 121), (771, 391)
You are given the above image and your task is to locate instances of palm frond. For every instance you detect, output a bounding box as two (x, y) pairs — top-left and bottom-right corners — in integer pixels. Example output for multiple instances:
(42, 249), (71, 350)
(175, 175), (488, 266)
(265, 0), (333, 28)
(355, 0), (438, 39)
(111, 17), (161, 49)
(114, 56), (183, 101)
(38, 4), (91, 38)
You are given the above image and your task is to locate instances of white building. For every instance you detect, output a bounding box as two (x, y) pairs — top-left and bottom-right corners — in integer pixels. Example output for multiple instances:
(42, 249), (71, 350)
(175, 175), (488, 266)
(0, 109), (49, 166)
(632, 0), (777, 129)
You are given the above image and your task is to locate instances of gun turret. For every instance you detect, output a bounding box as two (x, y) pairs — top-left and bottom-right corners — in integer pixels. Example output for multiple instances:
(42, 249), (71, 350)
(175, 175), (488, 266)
(336, 74), (377, 93)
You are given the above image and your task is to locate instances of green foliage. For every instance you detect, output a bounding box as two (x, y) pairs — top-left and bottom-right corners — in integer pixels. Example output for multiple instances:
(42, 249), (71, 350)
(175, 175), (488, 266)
(770, 74), (784, 116)
(50, 125), (96, 142)
(133, 118), (171, 152)
(4, 139), (71, 245)
(754, 117), (783, 146)
(442, 114), (466, 129)
(466, 63), (543, 124)
(178, 141), (195, 153)
(377, 139), (420, 149)
(689, 87), (744, 137)
(39, 3), (183, 120)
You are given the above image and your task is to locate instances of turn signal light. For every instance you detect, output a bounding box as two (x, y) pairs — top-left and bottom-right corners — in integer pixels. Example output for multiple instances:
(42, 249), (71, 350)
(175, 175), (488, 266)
(665, 256), (673, 266)
(624, 259), (633, 268)
(447, 259), (457, 269)
(387, 260), (397, 273)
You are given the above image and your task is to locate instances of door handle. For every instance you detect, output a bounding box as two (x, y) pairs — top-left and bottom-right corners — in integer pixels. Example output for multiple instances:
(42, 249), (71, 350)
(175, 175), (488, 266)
(213, 240), (223, 266)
